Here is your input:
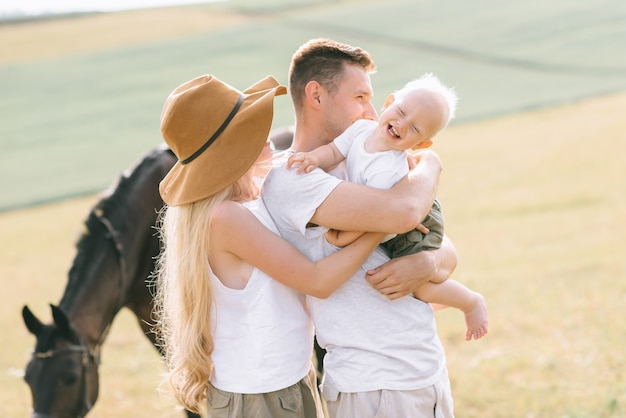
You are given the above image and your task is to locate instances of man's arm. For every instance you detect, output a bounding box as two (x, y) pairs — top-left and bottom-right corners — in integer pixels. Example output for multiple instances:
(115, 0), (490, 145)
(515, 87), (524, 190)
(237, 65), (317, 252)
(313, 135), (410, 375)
(311, 150), (442, 233)
(366, 235), (458, 300)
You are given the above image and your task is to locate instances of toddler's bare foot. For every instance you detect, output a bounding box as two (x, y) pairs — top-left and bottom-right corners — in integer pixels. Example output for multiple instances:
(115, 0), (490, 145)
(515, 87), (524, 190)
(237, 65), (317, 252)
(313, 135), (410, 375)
(464, 292), (488, 341)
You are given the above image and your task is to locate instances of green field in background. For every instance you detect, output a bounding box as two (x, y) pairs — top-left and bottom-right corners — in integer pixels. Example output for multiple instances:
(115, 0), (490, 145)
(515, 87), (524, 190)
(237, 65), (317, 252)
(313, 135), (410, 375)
(1, 0), (625, 211)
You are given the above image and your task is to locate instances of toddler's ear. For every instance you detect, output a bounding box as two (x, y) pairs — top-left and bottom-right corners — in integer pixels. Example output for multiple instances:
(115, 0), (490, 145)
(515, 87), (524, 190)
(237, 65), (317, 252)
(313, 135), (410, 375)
(411, 139), (433, 150)
(382, 94), (395, 111)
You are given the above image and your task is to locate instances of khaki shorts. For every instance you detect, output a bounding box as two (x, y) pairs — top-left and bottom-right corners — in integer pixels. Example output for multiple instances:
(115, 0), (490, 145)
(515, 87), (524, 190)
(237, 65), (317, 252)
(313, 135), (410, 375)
(206, 365), (324, 418)
(322, 370), (454, 418)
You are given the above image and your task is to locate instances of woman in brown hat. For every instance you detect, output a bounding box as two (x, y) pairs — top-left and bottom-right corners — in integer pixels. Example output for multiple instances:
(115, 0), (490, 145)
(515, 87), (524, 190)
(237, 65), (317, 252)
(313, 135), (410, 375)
(153, 75), (385, 417)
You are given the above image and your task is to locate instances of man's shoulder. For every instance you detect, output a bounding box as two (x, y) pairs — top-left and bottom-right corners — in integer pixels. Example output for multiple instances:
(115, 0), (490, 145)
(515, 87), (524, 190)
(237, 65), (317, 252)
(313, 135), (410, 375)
(266, 158), (338, 184)
(263, 164), (339, 200)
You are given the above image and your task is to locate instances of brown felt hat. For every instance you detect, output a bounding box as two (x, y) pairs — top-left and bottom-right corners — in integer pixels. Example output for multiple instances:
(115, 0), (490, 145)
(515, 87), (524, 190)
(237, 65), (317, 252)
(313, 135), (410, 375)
(159, 75), (287, 206)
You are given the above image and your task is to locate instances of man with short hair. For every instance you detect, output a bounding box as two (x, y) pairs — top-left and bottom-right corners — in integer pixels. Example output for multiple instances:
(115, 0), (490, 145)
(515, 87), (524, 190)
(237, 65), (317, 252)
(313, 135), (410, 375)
(262, 38), (456, 417)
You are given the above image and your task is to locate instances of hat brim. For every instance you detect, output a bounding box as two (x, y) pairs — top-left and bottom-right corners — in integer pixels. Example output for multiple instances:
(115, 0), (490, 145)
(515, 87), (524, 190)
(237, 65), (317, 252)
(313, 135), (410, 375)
(159, 77), (286, 206)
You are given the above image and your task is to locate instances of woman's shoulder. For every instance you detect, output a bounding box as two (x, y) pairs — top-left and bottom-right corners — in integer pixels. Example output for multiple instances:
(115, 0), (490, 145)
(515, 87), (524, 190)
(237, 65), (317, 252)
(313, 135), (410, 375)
(213, 200), (246, 223)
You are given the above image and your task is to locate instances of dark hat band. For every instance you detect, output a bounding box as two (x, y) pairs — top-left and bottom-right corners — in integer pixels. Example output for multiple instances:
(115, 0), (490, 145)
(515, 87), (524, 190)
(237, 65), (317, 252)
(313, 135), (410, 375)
(180, 94), (245, 165)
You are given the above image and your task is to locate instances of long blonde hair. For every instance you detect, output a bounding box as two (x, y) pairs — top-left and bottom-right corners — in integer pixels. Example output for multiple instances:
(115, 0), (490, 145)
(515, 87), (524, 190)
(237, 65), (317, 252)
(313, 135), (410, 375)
(153, 162), (265, 413)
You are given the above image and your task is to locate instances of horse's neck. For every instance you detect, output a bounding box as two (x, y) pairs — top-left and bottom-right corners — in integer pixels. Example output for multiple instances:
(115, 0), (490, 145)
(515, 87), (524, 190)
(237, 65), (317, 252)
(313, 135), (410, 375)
(60, 248), (125, 349)
(60, 211), (157, 350)
(61, 296), (117, 350)
(57, 149), (173, 350)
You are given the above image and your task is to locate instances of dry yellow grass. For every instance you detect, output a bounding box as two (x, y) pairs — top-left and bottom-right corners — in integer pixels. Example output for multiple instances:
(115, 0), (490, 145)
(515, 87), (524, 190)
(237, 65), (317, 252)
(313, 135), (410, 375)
(433, 92), (626, 417)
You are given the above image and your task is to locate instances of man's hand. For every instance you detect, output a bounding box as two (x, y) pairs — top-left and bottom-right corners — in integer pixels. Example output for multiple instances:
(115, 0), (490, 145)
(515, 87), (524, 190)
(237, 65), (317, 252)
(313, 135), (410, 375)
(366, 251), (436, 300)
(366, 235), (458, 300)
(415, 222), (430, 235)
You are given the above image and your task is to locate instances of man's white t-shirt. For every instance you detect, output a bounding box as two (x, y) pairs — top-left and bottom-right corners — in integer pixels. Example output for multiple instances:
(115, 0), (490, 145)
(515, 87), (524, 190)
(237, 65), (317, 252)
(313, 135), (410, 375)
(261, 151), (447, 397)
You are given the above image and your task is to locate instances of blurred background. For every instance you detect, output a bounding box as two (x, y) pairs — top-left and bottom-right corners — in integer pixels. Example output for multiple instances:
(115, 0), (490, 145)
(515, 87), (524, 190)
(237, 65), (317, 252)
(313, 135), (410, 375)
(1, 0), (625, 417)
(2, 0), (625, 211)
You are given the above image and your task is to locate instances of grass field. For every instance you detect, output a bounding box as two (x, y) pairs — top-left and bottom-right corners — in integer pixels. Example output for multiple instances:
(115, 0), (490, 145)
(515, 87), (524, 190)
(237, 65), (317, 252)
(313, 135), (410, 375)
(1, 1), (625, 417)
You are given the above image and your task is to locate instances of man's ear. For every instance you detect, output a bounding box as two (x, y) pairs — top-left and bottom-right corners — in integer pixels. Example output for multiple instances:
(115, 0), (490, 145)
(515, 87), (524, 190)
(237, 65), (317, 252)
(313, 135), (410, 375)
(305, 81), (323, 109)
(382, 94), (395, 111)
(411, 139), (433, 150)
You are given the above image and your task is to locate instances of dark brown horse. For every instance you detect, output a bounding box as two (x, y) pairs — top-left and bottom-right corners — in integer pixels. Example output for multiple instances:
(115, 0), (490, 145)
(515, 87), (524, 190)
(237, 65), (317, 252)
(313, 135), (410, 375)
(21, 145), (199, 418)
(21, 128), (324, 418)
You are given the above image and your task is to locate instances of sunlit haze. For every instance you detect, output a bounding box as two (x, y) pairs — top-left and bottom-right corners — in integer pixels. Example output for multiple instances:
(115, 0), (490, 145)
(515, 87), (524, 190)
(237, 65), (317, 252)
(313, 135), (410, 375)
(0, 0), (222, 17)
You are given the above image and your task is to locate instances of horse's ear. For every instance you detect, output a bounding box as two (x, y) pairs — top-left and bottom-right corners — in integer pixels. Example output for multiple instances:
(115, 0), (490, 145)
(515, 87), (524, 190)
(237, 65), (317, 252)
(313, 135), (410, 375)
(22, 305), (44, 336)
(50, 304), (72, 335)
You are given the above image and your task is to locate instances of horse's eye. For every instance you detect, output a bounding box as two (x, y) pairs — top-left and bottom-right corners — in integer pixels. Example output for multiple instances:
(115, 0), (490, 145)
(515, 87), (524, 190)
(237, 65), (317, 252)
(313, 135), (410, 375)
(60, 372), (79, 386)
(58, 359), (80, 386)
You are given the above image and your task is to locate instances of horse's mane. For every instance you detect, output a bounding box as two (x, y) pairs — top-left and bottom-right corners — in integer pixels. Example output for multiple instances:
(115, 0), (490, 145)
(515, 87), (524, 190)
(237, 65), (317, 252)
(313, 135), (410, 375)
(96, 145), (174, 221)
(59, 146), (175, 309)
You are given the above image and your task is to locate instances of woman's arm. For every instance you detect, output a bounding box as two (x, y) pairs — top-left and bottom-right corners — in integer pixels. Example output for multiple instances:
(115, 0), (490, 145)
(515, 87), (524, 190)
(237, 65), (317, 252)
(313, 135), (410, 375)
(211, 201), (385, 298)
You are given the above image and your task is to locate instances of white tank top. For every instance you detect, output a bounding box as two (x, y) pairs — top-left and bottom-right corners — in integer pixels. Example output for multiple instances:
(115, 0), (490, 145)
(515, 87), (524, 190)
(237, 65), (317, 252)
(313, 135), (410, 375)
(208, 199), (314, 393)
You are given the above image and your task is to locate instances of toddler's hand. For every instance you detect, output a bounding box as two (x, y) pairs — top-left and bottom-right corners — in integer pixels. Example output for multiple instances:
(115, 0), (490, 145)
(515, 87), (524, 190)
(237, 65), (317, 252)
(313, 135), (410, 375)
(286, 152), (318, 174)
